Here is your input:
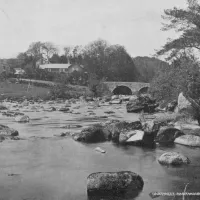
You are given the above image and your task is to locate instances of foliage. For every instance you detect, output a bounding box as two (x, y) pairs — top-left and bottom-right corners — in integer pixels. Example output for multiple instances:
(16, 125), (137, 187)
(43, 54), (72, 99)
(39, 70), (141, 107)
(133, 56), (170, 82)
(26, 41), (58, 66)
(156, 0), (200, 61)
(149, 56), (200, 104)
(87, 73), (111, 97)
(49, 84), (92, 99)
(82, 39), (140, 81)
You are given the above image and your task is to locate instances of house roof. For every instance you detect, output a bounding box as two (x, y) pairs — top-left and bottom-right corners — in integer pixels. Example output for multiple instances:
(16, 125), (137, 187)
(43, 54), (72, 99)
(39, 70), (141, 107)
(14, 68), (24, 70)
(40, 64), (71, 69)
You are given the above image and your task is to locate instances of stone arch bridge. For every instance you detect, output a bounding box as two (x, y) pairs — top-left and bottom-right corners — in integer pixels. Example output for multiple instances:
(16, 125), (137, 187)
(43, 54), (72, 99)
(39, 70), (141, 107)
(104, 82), (150, 95)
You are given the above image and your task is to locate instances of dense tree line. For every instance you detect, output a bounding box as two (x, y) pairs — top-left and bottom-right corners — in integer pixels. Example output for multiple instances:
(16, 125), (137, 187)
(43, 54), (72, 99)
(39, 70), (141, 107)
(2, 39), (142, 85)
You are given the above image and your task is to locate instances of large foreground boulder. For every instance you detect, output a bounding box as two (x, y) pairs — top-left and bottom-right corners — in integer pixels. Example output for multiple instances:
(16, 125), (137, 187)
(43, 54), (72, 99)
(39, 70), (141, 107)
(126, 95), (158, 113)
(73, 124), (111, 143)
(87, 171), (144, 197)
(158, 152), (190, 165)
(0, 124), (19, 136)
(155, 127), (183, 144)
(174, 135), (200, 147)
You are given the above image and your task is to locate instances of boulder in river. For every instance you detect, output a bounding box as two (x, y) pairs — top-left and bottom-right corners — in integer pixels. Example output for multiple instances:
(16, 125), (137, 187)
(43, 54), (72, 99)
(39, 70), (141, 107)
(158, 152), (190, 165)
(15, 115), (30, 123)
(125, 130), (144, 144)
(174, 135), (200, 147)
(0, 105), (7, 110)
(104, 120), (142, 143)
(87, 171), (144, 197)
(174, 123), (200, 136)
(126, 95), (158, 113)
(73, 124), (111, 143)
(155, 127), (183, 144)
(0, 124), (19, 136)
(142, 120), (163, 137)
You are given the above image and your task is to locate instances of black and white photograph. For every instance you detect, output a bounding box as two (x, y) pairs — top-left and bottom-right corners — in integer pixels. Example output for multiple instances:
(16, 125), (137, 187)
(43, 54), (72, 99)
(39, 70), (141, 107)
(1, 0), (200, 199)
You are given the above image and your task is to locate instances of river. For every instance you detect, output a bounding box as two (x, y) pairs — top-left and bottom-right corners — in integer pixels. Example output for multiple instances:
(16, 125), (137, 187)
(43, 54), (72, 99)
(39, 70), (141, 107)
(0, 101), (200, 200)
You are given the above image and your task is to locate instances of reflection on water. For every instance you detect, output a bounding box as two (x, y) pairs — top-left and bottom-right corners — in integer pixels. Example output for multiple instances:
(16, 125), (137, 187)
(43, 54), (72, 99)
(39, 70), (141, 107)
(0, 102), (200, 200)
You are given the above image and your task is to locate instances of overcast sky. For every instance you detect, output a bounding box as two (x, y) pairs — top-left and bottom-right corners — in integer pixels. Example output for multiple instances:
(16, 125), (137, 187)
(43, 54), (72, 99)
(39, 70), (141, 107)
(0, 0), (186, 58)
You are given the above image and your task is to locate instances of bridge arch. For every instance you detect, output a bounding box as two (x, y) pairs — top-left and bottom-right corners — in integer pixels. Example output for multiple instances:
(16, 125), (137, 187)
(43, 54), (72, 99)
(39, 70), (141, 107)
(138, 86), (149, 94)
(113, 85), (132, 95)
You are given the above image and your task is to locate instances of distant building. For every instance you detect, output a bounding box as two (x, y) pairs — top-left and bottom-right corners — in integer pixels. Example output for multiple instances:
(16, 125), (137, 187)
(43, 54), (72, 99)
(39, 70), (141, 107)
(39, 63), (84, 73)
(14, 68), (25, 75)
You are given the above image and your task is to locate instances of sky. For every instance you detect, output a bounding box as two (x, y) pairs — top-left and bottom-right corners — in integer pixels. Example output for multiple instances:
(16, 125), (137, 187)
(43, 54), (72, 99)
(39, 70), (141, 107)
(0, 0), (187, 58)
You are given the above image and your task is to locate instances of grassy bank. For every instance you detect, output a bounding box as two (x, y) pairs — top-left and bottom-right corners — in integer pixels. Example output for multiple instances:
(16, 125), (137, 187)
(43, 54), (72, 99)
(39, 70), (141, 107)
(0, 79), (92, 100)
(0, 81), (50, 100)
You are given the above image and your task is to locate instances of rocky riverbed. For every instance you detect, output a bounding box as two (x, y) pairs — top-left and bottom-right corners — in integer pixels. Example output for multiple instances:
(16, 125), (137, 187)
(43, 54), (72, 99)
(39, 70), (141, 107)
(0, 96), (200, 200)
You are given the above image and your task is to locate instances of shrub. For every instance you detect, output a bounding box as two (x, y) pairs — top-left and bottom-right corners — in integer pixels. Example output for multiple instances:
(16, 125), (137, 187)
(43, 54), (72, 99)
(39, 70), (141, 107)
(88, 74), (111, 97)
(49, 84), (92, 100)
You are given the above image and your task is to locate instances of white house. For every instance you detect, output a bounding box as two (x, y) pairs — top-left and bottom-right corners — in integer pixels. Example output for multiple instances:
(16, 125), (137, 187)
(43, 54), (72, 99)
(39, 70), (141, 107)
(14, 68), (25, 75)
(39, 64), (84, 73)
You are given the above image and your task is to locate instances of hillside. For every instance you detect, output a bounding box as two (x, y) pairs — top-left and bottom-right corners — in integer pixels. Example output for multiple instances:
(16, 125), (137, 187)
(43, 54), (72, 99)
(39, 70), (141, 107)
(133, 56), (170, 83)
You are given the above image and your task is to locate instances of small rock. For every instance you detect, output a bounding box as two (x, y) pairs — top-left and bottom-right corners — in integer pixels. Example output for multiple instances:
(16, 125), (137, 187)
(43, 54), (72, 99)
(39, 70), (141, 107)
(58, 107), (70, 112)
(54, 132), (70, 137)
(158, 152), (190, 165)
(95, 147), (106, 153)
(45, 107), (56, 112)
(15, 115), (30, 123)
(111, 95), (119, 100)
(104, 110), (115, 114)
(109, 99), (122, 104)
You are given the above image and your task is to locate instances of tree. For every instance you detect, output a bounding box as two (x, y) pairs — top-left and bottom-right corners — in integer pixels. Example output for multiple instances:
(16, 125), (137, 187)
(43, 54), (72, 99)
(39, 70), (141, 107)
(49, 54), (61, 63)
(26, 41), (58, 67)
(156, 0), (200, 60)
(82, 39), (140, 81)
(43, 42), (58, 62)
(26, 41), (45, 67)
